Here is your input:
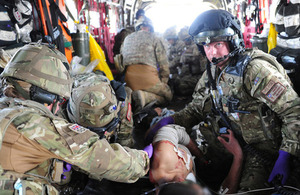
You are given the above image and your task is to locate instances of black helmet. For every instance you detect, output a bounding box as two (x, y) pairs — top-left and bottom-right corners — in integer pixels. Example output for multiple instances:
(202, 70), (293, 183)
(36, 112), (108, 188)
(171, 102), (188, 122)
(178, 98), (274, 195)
(189, 9), (244, 56)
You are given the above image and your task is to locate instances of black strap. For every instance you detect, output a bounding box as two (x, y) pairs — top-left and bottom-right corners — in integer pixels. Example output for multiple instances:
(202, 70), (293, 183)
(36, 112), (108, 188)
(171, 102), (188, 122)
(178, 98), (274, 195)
(48, 0), (67, 22)
(206, 62), (216, 90)
(41, 0), (54, 42)
(87, 117), (120, 140)
(48, 0), (65, 54)
(39, 0), (65, 54)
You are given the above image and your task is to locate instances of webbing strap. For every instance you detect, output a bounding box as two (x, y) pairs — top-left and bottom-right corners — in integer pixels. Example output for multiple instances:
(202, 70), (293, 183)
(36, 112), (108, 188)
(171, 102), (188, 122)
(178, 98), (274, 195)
(30, 67), (70, 85)
(54, 123), (80, 152)
(48, 0), (65, 54)
(16, 99), (55, 118)
(40, 0), (54, 40)
(8, 61), (71, 85)
(70, 84), (119, 124)
(11, 43), (69, 66)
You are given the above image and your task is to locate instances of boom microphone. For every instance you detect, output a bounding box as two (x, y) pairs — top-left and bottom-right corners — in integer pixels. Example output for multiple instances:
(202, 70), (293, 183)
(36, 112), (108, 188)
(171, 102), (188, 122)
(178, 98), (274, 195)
(211, 49), (240, 65)
(211, 54), (229, 64)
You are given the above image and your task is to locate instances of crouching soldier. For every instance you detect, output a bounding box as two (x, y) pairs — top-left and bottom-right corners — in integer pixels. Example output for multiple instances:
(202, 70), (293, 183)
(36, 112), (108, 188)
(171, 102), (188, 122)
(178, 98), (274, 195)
(0, 43), (149, 194)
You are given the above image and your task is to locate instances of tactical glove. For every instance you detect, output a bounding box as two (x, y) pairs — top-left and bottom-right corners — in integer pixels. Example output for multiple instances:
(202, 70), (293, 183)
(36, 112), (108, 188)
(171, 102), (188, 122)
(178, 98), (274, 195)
(268, 150), (290, 185)
(143, 144), (153, 159)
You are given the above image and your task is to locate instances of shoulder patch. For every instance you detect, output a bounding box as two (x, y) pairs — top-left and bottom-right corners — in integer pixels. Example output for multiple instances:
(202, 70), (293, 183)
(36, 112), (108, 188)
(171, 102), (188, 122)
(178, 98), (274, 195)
(262, 81), (286, 103)
(261, 80), (276, 95)
(254, 77), (260, 85)
(121, 101), (125, 108)
(68, 124), (88, 133)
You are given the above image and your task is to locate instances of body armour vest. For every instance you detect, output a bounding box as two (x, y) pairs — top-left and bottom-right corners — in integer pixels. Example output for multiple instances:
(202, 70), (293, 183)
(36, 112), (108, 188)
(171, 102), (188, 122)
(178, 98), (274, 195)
(212, 49), (289, 146)
(0, 97), (69, 194)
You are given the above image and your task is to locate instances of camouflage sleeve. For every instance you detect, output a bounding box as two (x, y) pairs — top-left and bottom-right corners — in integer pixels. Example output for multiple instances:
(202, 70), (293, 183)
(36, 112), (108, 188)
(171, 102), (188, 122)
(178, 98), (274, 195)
(15, 113), (149, 183)
(244, 59), (300, 157)
(172, 73), (211, 128)
(155, 38), (170, 83)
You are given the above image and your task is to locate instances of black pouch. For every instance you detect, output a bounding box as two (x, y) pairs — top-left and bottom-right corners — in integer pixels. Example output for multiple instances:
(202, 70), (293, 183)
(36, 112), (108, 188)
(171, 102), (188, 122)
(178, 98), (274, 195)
(110, 80), (126, 101)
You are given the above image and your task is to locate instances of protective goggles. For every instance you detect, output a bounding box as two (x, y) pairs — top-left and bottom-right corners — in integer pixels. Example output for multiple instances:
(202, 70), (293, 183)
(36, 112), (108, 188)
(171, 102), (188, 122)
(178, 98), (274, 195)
(193, 27), (237, 45)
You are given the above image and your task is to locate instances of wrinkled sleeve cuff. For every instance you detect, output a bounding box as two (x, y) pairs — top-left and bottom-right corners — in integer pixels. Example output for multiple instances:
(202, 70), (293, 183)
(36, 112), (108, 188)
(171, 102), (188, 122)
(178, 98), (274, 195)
(280, 140), (300, 157)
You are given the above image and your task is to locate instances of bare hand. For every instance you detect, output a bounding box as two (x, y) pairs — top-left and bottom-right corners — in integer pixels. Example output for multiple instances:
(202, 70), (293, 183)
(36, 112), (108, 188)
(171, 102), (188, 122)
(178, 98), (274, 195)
(218, 129), (242, 157)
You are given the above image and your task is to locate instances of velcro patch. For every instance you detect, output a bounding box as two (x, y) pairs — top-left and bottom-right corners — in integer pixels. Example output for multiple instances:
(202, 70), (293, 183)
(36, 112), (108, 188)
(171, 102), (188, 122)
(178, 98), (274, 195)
(262, 80), (276, 95)
(262, 81), (286, 103)
(126, 103), (132, 121)
(121, 101), (125, 108)
(68, 124), (88, 133)
(254, 77), (260, 85)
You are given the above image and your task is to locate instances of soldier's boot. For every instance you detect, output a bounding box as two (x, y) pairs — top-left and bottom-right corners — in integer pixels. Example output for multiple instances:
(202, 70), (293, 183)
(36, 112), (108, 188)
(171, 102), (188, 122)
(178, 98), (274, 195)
(132, 90), (146, 114)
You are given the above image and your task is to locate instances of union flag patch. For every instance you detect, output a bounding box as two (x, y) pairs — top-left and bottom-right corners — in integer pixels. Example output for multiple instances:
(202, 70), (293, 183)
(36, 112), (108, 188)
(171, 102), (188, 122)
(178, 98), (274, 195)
(254, 77), (260, 85)
(68, 124), (88, 133)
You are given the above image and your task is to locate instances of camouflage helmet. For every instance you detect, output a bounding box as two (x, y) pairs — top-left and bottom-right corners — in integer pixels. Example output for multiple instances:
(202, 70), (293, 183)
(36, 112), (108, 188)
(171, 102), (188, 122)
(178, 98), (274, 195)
(178, 26), (191, 41)
(1, 43), (72, 98)
(67, 72), (120, 128)
(163, 26), (178, 40)
(134, 16), (154, 32)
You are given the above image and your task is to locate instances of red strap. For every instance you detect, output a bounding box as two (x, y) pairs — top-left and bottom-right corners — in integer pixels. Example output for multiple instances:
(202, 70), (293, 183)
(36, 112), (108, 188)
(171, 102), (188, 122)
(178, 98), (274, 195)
(126, 103), (132, 121)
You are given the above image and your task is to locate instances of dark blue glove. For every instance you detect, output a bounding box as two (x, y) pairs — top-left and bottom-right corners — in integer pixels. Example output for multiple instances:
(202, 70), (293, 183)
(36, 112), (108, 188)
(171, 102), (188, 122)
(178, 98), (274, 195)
(145, 116), (174, 144)
(143, 144), (153, 159)
(268, 150), (290, 185)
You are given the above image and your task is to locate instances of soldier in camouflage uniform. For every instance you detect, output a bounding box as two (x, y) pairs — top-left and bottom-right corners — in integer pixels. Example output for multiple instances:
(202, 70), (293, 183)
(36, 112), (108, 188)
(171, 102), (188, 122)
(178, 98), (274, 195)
(147, 10), (300, 193)
(173, 26), (207, 96)
(121, 16), (172, 112)
(0, 43), (150, 194)
(163, 26), (185, 76)
(67, 72), (134, 147)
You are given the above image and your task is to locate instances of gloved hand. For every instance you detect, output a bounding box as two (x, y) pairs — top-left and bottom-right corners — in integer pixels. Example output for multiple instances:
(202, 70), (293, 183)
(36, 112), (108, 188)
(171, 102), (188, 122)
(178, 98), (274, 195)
(61, 162), (72, 180)
(268, 150), (290, 185)
(145, 116), (174, 144)
(143, 144), (153, 159)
